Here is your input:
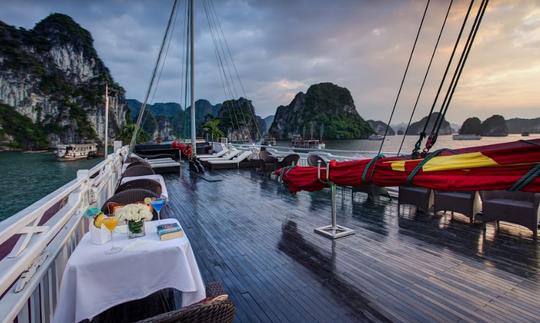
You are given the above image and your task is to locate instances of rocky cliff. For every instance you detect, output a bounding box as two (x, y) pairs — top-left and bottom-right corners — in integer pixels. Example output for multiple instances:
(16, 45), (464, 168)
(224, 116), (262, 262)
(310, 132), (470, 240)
(459, 117), (482, 135)
(367, 120), (394, 136)
(481, 115), (508, 136)
(405, 112), (453, 135)
(506, 117), (540, 134)
(0, 13), (128, 149)
(269, 82), (372, 140)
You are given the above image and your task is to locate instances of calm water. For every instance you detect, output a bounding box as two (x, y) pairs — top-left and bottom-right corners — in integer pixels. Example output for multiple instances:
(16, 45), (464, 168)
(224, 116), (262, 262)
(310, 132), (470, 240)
(1, 134), (538, 221)
(0, 152), (101, 220)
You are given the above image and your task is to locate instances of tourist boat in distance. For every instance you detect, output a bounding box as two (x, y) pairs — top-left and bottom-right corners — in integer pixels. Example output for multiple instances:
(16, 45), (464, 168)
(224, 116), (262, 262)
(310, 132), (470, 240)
(291, 135), (325, 149)
(452, 134), (482, 140)
(368, 134), (385, 140)
(522, 132), (530, 136)
(56, 143), (98, 161)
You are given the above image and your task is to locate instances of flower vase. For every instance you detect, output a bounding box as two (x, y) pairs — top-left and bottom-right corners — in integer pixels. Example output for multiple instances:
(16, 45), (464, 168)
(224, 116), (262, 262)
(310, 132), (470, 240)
(128, 220), (145, 238)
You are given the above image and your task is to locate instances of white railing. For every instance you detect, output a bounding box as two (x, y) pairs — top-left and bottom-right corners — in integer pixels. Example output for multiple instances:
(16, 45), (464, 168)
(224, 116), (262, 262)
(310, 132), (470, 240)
(232, 143), (397, 166)
(0, 144), (128, 323)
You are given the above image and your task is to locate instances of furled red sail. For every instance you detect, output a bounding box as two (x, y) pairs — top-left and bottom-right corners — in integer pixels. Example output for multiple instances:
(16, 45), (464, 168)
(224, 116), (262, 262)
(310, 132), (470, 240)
(275, 139), (540, 193)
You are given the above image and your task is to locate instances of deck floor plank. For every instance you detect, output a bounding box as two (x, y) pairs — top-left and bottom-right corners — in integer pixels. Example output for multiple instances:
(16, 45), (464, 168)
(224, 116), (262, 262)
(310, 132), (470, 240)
(164, 169), (540, 322)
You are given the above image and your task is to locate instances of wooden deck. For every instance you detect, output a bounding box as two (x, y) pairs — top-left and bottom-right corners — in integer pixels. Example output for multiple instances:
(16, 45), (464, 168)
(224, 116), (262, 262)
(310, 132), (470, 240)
(164, 169), (540, 322)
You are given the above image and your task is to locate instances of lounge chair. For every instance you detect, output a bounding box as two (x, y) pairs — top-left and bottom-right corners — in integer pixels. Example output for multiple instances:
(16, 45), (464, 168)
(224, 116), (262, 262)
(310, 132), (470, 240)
(199, 149), (241, 161)
(197, 146), (229, 158)
(478, 190), (540, 239)
(123, 165), (156, 177)
(116, 179), (163, 197)
(398, 186), (433, 215)
(205, 151), (254, 170)
(433, 190), (479, 223)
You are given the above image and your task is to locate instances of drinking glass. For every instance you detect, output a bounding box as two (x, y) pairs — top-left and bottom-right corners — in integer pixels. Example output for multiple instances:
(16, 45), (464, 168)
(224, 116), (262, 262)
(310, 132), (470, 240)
(103, 216), (122, 254)
(150, 198), (166, 220)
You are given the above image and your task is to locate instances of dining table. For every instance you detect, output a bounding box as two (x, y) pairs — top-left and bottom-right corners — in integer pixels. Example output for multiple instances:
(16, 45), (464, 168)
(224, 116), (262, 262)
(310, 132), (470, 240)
(53, 219), (206, 323)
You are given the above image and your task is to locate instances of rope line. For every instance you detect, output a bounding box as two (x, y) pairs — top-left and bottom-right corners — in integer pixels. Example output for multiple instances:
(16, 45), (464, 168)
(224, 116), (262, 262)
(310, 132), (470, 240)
(411, 0), (475, 158)
(377, 0), (431, 156)
(397, 0), (454, 156)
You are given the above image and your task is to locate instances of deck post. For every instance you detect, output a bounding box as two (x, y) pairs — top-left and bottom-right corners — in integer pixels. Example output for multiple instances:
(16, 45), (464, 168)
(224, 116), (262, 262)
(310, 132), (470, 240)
(314, 165), (355, 239)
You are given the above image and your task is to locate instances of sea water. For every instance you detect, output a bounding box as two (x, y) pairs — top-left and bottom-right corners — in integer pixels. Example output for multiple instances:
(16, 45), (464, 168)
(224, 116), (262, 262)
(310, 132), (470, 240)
(0, 134), (538, 221)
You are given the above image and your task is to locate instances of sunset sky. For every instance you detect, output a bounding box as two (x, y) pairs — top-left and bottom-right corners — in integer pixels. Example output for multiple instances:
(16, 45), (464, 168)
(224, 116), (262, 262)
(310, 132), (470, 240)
(1, 0), (538, 123)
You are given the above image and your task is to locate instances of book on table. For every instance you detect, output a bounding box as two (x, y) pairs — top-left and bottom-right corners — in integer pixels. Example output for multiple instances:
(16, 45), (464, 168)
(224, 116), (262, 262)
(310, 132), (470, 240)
(157, 223), (184, 240)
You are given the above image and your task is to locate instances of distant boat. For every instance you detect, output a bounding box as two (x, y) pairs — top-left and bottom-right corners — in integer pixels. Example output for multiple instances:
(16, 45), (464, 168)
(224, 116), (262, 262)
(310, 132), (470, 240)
(452, 134), (481, 140)
(368, 134), (385, 141)
(521, 132), (530, 137)
(56, 143), (98, 161)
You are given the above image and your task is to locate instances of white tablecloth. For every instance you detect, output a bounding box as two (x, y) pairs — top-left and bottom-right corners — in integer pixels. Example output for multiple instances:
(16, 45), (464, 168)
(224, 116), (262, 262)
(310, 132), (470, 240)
(53, 219), (205, 323)
(120, 174), (168, 200)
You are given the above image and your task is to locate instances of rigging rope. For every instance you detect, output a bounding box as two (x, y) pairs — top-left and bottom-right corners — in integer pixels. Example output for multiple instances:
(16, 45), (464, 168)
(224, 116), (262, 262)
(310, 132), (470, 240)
(411, 0), (475, 158)
(424, 0), (489, 153)
(129, 0), (179, 152)
(397, 0), (454, 156)
(376, 0), (431, 156)
(207, 0), (263, 140)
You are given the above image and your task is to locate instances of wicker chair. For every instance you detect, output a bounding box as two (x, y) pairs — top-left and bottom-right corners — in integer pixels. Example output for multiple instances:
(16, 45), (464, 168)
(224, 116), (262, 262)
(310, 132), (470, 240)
(116, 179), (162, 197)
(479, 190), (540, 238)
(398, 186), (433, 215)
(433, 190), (479, 223)
(307, 154), (327, 167)
(278, 154), (300, 168)
(135, 282), (235, 323)
(258, 149), (279, 172)
(123, 165), (155, 177)
(126, 160), (152, 170)
(101, 189), (159, 216)
(126, 155), (144, 164)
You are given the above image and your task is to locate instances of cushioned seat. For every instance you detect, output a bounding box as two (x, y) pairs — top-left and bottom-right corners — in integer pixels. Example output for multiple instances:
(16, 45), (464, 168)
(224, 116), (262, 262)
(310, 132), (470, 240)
(434, 191), (479, 223)
(479, 191), (539, 239)
(398, 186), (433, 215)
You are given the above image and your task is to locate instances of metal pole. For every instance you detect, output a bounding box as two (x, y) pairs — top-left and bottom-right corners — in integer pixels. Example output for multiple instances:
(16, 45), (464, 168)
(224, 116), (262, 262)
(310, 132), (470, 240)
(331, 183), (337, 229)
(104, 83), (109, 159)
(189, 0), (196, 157)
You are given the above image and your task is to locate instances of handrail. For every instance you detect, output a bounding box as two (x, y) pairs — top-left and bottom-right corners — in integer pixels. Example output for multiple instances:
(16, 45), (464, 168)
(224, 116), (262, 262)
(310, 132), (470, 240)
(0, 144), (129, 322)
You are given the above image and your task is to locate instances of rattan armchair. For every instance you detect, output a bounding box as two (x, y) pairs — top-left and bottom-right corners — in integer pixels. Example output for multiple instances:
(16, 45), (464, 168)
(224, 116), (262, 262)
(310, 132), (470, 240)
(123, 165), (155, 177)
(307, 154), (327, 167)
(479, 190), (540, 238)
(101, 189), (159, 216)
(126, 160), (152, 170)
(278, 154), (300, 168)
(398, 186), (433, 215)
(135, 282), (235, 323)
(116, 179), (163, 197)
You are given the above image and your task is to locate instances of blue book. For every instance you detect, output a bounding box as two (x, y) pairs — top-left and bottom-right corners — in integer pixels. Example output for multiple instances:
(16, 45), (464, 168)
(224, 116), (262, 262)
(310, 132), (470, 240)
(157, 223), (183, 240)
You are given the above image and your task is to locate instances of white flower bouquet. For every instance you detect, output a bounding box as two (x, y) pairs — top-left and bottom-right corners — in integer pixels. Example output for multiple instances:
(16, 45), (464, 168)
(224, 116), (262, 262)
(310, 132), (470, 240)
(116, 204), (153, 223)
(115, 204), (153, 238)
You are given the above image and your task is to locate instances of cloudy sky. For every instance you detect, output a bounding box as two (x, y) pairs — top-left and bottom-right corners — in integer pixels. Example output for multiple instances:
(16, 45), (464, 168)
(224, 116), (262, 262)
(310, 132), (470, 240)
(1, 0), (539, 123)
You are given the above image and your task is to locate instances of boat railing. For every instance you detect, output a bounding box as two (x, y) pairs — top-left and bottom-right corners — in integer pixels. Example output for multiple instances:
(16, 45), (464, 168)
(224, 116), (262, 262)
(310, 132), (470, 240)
(231, 143), (397, 166)
(0, 144), (128, 323)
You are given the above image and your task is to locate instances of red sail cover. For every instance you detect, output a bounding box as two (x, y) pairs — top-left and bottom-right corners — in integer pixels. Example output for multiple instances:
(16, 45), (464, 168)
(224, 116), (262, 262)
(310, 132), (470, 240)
(275, 139), (540, 193)
(172, 141), (192, 159)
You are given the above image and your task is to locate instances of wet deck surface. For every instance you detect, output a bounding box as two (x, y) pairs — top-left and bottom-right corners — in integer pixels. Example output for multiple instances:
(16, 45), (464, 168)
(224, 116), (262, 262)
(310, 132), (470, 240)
(164, 169), (539, 322)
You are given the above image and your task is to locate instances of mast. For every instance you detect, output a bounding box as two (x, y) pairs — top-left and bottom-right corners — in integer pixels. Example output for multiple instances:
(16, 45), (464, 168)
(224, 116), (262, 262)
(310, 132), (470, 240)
(189, 0), (196, 157)
(104, 82), (109, 159)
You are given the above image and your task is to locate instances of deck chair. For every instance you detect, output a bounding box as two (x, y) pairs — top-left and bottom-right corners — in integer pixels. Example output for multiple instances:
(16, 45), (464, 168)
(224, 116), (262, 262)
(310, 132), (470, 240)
(479, 191), (540, 238)
(198, 147), (229, 158)
(434, 190), (480, 223)
(206, 151), (252, 169)
(199, 149), (240, 161)
(398, 186), (433, 216)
